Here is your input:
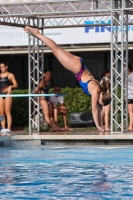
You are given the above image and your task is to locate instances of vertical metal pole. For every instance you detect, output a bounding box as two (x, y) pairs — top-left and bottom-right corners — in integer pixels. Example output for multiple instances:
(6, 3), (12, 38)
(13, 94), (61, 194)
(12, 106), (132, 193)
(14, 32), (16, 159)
(121, 7), (124, 133)
(114, 11), (118, 131)
(111, 0), (125, 133)
(111, 1), (113, 134)
(125, 0), (129, 131)
(28, 18), (31, 133)
(33, 18), (36, 131)
(41, 19), (44, 76)
(115, 0), (119, 131)
(41, 18), (45, 130)
(37, 18), (40, 132)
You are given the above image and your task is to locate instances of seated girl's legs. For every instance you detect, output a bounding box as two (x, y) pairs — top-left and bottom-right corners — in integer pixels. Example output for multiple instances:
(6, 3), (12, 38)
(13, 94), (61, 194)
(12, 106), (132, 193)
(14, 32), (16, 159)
(40, 98), (60, 131)
(52, 108), (66, 130)
(49, 103), (62, 129)
(128, 103), (133, 130)
(40, 98), (53, 128)
(24, 26), (81, 74)
(54, 107), (71, 130)
(53, 108), (58, 126)
(0, 98), (6, 128)
(62, 114), (72, 130)
(5, 97), (12, 130)
(48, 103), (53, 118)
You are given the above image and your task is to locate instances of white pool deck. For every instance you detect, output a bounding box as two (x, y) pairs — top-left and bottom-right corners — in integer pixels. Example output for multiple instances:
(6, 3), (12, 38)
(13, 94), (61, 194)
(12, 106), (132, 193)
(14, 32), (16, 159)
(0, 129), (133, 147)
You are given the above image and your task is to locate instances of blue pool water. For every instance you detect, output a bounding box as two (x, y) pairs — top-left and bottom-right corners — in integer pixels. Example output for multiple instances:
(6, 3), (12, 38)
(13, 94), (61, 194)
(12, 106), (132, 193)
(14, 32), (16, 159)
(0, 146), (133, 200)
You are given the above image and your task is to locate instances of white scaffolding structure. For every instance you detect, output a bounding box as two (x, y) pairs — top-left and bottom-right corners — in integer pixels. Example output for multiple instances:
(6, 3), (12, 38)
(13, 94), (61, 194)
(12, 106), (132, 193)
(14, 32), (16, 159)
(0, 0), (132, 133)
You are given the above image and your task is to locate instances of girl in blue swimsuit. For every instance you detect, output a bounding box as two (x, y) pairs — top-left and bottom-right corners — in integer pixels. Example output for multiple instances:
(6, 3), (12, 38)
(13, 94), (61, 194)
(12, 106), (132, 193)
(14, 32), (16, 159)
(24, 26), (111, 133)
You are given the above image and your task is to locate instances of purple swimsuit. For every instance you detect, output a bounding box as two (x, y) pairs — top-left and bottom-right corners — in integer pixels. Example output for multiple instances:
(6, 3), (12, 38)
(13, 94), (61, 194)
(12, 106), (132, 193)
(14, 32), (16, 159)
(75, 62), (85, 81)
(74, 58), (91, 96)
(74, 58), (86, 81)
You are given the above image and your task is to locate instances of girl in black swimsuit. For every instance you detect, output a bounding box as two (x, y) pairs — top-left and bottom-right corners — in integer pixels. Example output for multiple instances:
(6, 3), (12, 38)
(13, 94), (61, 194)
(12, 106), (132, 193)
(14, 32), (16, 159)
(34, 70), (64, 132)
(0, 61), (18, 133)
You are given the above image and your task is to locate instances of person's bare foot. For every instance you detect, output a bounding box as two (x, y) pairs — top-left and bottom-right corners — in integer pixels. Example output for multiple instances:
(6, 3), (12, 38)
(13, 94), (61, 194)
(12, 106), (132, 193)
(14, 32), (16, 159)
(56, 125), (65, 131)
(128, 126), (133, 131)
(52, 128), (65, 132)
(65, 127), (73, 131)
(128, 129), (133, 132)
(97, 127), (104, 133)
(60, 128), (66, 131)
(104, 129), (110, 132)
(23, 26), (40, 37)
(52, 129), (60, 132)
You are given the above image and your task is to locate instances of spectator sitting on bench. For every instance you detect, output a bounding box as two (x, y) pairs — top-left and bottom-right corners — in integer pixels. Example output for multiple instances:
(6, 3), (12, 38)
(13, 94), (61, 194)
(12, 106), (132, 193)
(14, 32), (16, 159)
(49, 86), (72, 131)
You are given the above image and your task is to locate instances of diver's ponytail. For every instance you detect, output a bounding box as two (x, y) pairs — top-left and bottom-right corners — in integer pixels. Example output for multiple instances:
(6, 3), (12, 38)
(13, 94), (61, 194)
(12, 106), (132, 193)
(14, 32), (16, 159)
(100, 78), (108, 92)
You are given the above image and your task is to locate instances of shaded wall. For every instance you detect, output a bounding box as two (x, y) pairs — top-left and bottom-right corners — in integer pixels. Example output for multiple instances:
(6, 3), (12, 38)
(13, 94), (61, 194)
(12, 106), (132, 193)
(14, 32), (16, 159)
(0, 50), (118, 89)
(0, 54), (28, 89)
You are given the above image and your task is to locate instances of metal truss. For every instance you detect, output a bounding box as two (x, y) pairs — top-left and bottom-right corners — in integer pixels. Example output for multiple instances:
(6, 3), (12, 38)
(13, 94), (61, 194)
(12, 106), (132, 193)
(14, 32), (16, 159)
(0, 1), (112, 29)
(0, 1), (111, 18)
(110, 0), (131, 133)
(28, 19), (44, 132)
(0, 0), (132, 133)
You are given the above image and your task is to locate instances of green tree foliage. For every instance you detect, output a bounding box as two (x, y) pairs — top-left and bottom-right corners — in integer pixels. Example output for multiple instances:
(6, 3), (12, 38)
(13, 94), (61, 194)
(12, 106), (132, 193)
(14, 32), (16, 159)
(11, 90), (28, 127)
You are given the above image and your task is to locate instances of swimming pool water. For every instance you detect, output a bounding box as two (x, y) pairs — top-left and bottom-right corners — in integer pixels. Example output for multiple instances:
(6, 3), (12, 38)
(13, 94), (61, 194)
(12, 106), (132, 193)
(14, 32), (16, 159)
(0, 146), (133, 200)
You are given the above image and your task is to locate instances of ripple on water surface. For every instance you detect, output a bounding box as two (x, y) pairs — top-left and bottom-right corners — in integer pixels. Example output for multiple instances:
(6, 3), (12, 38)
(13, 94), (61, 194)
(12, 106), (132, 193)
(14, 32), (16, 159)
(0, 147), (133, 199)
